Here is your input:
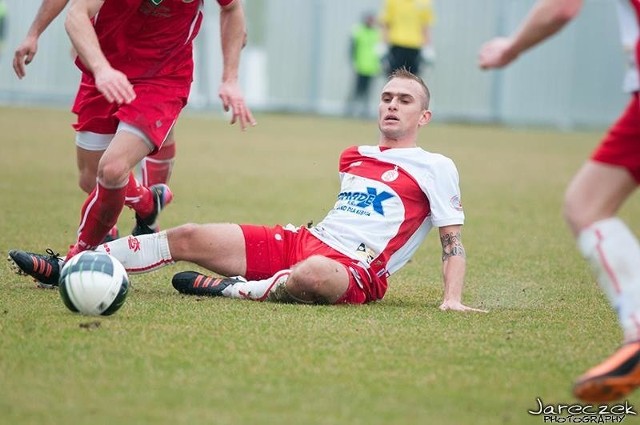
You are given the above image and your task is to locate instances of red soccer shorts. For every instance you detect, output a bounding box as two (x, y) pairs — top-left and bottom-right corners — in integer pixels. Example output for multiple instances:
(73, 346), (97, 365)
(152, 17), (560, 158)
(592, 92), (640, 183)
(71, 75), (188, 151)
(240, 224), (387, 304)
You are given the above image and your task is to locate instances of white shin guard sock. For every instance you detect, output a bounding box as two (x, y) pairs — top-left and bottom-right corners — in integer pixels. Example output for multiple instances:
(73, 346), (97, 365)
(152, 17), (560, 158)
(222, 270), (292, 301)
(578, 217), (640, 343)
(97, 231), (174, 275)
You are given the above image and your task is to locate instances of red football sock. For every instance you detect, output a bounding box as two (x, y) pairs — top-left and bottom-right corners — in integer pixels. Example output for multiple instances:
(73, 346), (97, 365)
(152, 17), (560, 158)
(124, 172), (154, 218)
(141, 143), (176, 186)
(71, 181), (127, 256)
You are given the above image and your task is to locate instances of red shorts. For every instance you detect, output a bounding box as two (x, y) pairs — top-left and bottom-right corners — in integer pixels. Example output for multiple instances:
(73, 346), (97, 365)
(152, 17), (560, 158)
(592, 92), (640, 182)
(71, 75), (188, 151)
(240, 224), (387, 304)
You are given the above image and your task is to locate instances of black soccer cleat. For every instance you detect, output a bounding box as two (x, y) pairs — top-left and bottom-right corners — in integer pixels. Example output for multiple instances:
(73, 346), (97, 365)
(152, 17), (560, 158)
(132, 184), (173, 236)
(7, 248), (64, 288)
(172, 271), (240, 297)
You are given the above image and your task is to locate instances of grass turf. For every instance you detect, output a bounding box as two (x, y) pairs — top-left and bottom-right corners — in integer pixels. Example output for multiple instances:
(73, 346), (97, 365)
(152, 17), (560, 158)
(1, 106), (638, 424)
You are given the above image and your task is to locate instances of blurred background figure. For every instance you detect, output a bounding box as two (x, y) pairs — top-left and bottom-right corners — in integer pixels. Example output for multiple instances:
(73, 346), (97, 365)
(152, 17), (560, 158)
(345, 11), (382, 119)
(379, 0), (435, 77)
(0, 0), (7, 60)
(0, 1), (626, 130)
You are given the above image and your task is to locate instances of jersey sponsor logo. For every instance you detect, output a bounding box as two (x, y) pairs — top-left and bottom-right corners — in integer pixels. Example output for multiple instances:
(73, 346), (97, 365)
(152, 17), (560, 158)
(337, 187), (394, 215)
(381, 166), (399, 182)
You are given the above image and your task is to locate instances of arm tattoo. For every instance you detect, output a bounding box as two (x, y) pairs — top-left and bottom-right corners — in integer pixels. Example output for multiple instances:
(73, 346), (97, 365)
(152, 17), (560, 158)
(440, 231), (466, 261)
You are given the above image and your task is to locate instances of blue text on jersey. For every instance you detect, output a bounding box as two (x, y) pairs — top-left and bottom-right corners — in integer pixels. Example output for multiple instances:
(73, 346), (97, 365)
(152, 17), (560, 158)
(337, 187), (394, 215)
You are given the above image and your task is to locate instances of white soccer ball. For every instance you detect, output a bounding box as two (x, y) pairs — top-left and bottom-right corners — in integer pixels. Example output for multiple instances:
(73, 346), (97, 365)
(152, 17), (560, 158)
(59, 251), (129, 316)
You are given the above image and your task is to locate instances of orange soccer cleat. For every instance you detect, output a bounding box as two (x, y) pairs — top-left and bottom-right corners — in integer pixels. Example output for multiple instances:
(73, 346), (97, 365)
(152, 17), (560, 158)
(573, 342), (640, 403)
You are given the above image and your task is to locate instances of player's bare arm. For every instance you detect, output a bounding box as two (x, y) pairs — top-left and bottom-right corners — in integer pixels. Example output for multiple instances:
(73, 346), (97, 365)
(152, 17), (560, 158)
(13, 0), (69, 79)
(218, 0), (256, 130)
(478, 0), (582, 69)
(440, 229), (466, 262)
(65, 0), (107, 73)
(438, 225), (487, 313)
(65, 0), (135, 104)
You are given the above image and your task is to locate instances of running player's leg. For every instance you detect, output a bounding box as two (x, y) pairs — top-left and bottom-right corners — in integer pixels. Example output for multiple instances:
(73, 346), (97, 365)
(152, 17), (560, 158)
(140, 129), (176, 187)
(567, 94), (640, 402)
(69, 128), (154, 258)
(76, 139), (120, 242)
(122, 84), (185, 236)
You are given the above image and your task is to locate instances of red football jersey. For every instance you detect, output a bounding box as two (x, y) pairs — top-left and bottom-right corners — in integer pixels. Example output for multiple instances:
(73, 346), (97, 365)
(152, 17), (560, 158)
(77, 0), (233, 84)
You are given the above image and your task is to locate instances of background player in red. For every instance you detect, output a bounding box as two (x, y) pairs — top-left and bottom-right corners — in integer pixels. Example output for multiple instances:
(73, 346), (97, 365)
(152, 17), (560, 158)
(12, 0), (183, 240)
(11, 69), (485, 312)
(9, 0), (255, 282)
(478, 0), (640, 403)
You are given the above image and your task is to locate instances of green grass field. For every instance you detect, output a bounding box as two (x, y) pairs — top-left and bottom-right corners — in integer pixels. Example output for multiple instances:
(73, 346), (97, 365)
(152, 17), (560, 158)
(1, 106), (639, 425)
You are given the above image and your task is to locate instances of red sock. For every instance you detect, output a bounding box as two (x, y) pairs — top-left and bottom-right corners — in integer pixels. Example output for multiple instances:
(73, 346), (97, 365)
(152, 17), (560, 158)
(71, 181), (127, 256)
(141, 143), (176, 186)
(124, 172), (154, 217)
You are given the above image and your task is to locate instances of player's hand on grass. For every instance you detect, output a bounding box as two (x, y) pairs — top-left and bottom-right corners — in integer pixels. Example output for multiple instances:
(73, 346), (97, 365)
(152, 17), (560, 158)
(478, 37), (518, 70)
(94, 67), (136, 105)
(439, 300), (488, 313)
(13, 36), (39, 79)
(219, 80), (257, 131)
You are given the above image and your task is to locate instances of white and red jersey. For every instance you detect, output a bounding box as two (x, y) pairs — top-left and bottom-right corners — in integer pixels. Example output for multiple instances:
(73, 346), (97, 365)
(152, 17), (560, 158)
(77, 0), (233, 83)
(310, 145), (464, 279)
(617, 0), (640, 92)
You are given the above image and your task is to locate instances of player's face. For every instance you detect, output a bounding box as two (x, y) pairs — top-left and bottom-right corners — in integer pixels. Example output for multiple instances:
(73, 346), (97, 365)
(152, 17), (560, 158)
(378, 78), (430, 140)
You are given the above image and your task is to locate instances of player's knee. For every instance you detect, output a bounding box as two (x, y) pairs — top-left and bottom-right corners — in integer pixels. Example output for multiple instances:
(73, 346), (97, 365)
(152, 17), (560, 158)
(166, 223), (201, 256)
(97, 159), (130, 187)
(289, 256), (330, 294)
(168, 223), (200, 244)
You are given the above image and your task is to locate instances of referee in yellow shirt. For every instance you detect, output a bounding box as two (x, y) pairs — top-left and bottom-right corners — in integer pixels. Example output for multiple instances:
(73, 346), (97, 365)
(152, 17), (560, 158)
(380, 0), (435, 76)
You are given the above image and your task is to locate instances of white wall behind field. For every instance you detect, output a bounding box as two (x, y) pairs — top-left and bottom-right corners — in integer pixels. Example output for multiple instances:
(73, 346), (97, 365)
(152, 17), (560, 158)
(0, 0), (627, 129)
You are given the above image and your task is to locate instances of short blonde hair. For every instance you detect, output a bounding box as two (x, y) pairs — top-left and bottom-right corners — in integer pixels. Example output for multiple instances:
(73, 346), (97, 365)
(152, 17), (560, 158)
(389, 67), (430, 109)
